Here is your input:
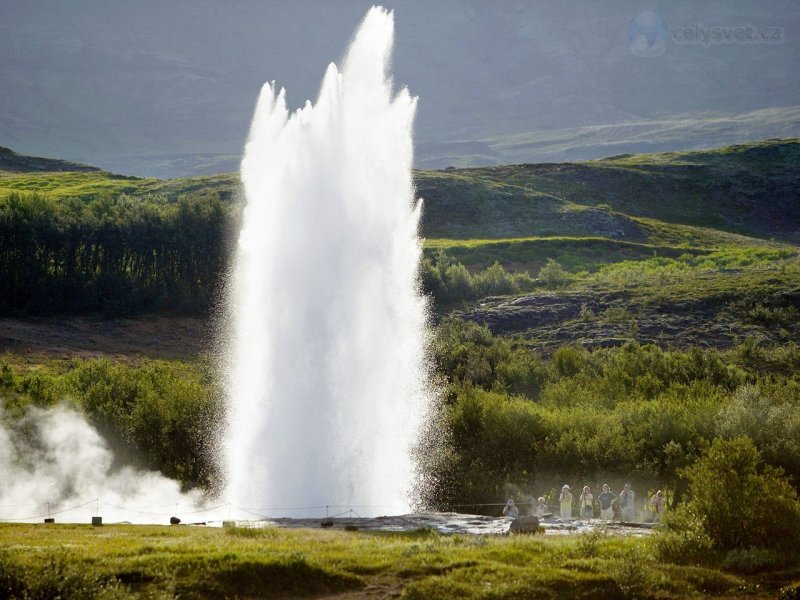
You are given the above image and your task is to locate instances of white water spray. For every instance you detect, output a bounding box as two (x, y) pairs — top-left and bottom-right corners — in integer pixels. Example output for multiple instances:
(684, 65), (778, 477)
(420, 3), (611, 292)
(225, 7), (432, 517)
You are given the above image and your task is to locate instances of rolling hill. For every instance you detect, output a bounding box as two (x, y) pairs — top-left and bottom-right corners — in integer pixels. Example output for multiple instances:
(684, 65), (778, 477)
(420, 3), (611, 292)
(2, 138), (797, 244)
(0, 139), (797, 352)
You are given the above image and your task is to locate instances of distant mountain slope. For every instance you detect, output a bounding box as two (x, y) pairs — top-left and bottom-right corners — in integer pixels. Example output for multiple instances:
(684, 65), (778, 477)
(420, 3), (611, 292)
(0, 146), (99, 173)
(421, 106), (800, 169)
(441, 138), (799, 243)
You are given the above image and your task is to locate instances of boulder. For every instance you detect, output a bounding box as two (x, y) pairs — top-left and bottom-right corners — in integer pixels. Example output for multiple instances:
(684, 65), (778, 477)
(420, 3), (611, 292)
(508, 515), (540, 534)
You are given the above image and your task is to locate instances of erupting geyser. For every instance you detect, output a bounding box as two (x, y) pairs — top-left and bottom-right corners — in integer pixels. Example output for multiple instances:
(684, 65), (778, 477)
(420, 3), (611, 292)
(224, 7), (432, 516)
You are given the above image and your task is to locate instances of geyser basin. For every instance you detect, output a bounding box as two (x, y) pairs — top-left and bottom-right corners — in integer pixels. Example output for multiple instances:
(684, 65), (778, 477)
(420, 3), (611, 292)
(224, 7), (433, 517)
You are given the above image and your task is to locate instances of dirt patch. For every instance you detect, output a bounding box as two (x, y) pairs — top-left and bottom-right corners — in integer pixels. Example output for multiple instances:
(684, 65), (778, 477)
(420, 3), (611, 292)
(0, 316), (214, 362)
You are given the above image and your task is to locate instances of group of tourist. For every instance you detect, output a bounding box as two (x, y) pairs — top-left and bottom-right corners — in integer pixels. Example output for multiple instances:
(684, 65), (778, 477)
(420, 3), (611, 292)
(503, 483), (666, 522)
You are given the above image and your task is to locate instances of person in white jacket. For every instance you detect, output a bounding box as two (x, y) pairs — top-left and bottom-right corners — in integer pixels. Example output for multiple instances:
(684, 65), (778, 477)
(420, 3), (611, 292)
(535, 497), (547, 517)
(559, 485), (573, 518)
(579, 486), (594, 519)
(503, 498), (519, 519)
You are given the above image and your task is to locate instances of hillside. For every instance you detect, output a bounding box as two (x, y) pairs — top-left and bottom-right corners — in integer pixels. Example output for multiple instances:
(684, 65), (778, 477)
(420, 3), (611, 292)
(428, 138), (800, 244)
(0, 139), (797, 351)
(460, 248), (800, 353)
(0, 146), (99, 173)
(2, 139), (796, 243)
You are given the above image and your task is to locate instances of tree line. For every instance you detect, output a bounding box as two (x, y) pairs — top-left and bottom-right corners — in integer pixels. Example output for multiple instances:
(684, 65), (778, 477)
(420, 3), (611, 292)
(2, 190), (557, 317)
(0, 192), (233, 316)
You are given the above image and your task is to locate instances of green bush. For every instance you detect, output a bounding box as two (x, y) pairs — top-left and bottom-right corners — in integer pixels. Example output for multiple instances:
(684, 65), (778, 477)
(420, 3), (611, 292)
(716, 383), (800, 484)
(421, 251), (536, 307)
(0, 358), (222, 493)
(434, 317), (545, 397)
(424, 319), (800, 511)
(538, 257), (570, 288)
(651, 507), (715, 565)
(721, 547), (787, 574)
(656, 437), (800, 562)
(613, 548), (655, 600)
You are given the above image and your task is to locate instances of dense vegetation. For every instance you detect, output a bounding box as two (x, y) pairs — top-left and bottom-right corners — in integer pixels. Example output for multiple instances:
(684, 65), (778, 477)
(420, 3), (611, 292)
(3, 314), (798, 513)
(654, 437), (800, 570)
(420, 318), (800, 508)
(0, 139), (796, 316)
(0, 192), (232, 315)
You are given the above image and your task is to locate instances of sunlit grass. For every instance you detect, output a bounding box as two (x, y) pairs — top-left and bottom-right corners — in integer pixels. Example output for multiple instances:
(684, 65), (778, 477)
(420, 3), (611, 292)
(0, 524), (766, 598)
(0, 170), (239, 202)
(423, 236), (713, 273)
(0, 171), (157, 199)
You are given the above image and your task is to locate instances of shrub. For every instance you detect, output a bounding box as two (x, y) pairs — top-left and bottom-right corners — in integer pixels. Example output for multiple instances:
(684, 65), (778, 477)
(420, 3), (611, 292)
(651, 505), (714, 565)
(442, 262), (473, 302)
(716, 383), (800, 484)
(472, 261), (521, 297)
(613, 548), (655, 600)
(656, 437), (800, 562)
(421, 252), (537, 306)
(434, 317), (544, 396)
(576, 528), (608, 558)
(721, 547), (787, 574)
(538, 258), (570, 288)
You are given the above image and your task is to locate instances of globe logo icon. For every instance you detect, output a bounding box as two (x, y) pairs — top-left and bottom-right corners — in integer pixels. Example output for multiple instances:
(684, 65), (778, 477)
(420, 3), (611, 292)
(629, 11), (667, 57)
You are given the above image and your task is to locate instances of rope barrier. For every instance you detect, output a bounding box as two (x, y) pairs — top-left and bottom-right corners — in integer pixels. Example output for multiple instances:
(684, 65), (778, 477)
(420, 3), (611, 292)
(234, 507), (271, 520)
(238, 505), (329, 512)
(0, 499), (96, 522)
(0, 498), (526, 522)
(98, 501), (173, 517)
(178, 504), (229, 516)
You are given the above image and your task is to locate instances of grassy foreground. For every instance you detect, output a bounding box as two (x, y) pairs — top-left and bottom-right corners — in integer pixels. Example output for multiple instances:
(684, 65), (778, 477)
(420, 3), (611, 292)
(0, 524), (796, 599)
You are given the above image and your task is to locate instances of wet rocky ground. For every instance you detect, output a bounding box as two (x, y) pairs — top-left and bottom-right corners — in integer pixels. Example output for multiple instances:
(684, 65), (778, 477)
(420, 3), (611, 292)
(460, 285), (800, 353)
(218, 512), (656, 537)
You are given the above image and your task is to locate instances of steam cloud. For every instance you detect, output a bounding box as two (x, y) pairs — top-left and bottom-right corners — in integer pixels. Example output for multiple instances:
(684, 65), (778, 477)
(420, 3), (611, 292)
(0, 405), (205, 524)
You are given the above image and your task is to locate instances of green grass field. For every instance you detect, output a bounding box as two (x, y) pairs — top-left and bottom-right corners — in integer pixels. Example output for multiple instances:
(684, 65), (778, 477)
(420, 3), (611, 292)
(2, 523), (795, 599)
(0, 170), (238, 201)
(423, 236), (715, 274)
